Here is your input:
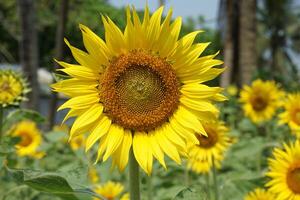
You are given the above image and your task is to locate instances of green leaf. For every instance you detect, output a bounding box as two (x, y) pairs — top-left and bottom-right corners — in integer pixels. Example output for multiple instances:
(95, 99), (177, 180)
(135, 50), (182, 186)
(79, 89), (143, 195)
(0, 136), (20, 156)
(3, 109), (45, 130)
(173, 187), (207, 200)
(6, 167), (105, 200)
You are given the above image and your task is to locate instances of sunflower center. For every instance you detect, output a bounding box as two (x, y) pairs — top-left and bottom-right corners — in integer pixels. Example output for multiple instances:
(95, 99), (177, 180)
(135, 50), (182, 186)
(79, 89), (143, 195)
(251, 96), (268, 111)
(18, 132), (33, 147)
(197, 126), (218, 148)
(293, 110), (300, 125)
(286, 163), (300, 194)
(0, 81), (10, 92)
(101, 50), (179, 131)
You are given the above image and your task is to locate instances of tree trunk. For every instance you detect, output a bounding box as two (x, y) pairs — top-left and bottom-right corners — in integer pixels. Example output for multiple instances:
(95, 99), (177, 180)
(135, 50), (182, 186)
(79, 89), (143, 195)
(18, 0), (39, 110)
(48, 0), (69, 130)
(238, 0), (257, 85)
(221, 0), (234, 87)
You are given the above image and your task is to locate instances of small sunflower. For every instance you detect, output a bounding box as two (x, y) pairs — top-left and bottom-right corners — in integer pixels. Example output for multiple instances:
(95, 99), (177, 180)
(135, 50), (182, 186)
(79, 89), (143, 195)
(93, 181), (125, 200)
(52, 6), (225, 174)
(12, 121), (42, 157)
(244, 188), (276, 200)
(0, 69), (29, 107)
(239, 79), (284, 123)
(266, 140), (300, 199)
(187, 121), (231, 173)
(226, 85), (238, 96)
(69, 134), (85, 150)
(279, 93), (300, 137)
(89, 166), (100, 184)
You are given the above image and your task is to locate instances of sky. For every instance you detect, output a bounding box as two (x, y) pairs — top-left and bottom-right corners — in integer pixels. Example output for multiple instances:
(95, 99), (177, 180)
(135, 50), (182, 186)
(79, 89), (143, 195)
(109, 0), (220, 28)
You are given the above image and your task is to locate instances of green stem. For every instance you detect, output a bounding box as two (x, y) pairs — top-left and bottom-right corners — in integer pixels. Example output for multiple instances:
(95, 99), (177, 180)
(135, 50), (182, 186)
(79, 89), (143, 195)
(205, 173), (211, 200)
(0, 106), (3, 142)
(184, 160), (190, 187)
(147, 174), (152, 200)
(129, 148), (140, 200)
(212, 156), (219, 200)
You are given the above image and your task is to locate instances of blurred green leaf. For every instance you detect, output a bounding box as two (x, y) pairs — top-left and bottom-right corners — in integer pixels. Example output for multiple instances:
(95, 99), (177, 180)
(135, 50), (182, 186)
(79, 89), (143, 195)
(3, 109), (45, 131)
(173, 187), (207, 200)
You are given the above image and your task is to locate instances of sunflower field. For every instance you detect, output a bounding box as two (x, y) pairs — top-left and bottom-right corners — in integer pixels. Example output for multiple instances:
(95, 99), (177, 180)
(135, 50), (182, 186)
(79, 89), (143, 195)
(0, 1), (300, 200)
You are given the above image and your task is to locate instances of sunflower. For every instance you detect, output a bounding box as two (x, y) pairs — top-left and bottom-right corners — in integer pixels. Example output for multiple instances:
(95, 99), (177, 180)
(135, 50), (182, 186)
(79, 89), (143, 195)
(187, 121), (231, 173)
(239, 79), (284, 123)
(69, 134), (85, 150)
(89, 166), (100, 184)
(0, 69), (29, 107)
(226, 85), (238, 96)
(52, 6), (225, 174)
(279, 93), (300, 137)
(12, 121), (42, 157)
(266, 140), (300, 199)
(244, 188), (276, 200)
(93, 181), (125, 200)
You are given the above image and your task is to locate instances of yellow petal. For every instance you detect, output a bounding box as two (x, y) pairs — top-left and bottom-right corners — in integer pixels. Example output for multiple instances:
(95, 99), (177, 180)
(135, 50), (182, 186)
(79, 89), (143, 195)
(103, 124), (124, 161)
(85, 116), (112, 151)
(112, 130), (132, 171)
(58, 94), (99, 111)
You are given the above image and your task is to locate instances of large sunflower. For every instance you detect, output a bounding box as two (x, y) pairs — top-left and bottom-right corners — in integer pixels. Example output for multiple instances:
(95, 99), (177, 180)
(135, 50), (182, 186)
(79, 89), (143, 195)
(12, 121), (42, 157)
(239, 79), (284, 123)
(244, 188), (276, 200)
(52, 6), (225, 174)
(266, 140), (300, 199)
(279, 93), (300, 137)
(0, 69), (29, 107)
(187, 121), (231, 173)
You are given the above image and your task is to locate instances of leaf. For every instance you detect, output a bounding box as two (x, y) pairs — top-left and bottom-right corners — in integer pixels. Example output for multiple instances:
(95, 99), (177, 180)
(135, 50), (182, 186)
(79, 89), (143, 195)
(3, 109), (45, 130)
(6, 167), (105, 200)
(0, 136), (20, 156)
(173, 187), (207, 200)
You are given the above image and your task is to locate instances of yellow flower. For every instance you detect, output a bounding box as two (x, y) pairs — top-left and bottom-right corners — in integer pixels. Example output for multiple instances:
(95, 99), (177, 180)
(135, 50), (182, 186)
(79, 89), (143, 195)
(94, 181), (124, 200)
(244, 188), (276, 200)
(69, 134), (85, 150)
(187, 121), (231, 173)
(89, 166), (100, 184)
(266, 140), (300, 199)
(226, 85), (238, 96)
(52, 6), (225, 174)
(0, 69), (29, 107)
(239, 79), (284, 123)
(12, 121), (42, 157)
(53, 124), (69, 133)
(120, 193), (129, 200)
(279, 93), (300, 137)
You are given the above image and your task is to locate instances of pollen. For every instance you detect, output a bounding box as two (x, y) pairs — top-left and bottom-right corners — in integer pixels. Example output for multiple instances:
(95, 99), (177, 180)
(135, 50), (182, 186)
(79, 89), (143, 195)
(101, 50), (180, 131)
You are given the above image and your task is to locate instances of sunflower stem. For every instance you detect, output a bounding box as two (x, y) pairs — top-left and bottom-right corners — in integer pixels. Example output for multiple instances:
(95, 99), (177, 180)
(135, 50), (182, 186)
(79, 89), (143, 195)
(129, 148), (140, 200)
(205, 173), (211, 200)
(147, 174), (152, 200)
(0, 106), (3, 142)
(184, 161), (190, 187)
(212, 156), (219, 200)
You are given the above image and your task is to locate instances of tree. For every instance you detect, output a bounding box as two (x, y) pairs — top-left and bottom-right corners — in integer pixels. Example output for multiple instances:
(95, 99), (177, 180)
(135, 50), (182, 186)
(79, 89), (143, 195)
(18, 0), (39, 110)
(239, 0), (257, 84)
(48, 0), (69, 129)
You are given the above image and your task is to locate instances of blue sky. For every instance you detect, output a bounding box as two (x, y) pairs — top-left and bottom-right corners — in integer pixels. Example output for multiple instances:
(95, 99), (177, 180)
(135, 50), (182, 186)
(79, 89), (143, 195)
(109, 0), (220, 28)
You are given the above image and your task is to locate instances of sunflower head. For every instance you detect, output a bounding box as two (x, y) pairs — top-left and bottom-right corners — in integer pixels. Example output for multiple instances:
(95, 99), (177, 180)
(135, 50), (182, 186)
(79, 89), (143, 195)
(93, 181), (124, 200)
(226, 85), (238, 96)
(12, 121), (42, 157)
(187, 121), (231, 173)
(52, 6), (225, 174)
(88, 166), (100, 184)
(239, 79), (284, 123)
(266, 140), (300, 199)
(69, 134), (85, 151)
(244, 188), (276, 200)
(279, 93), (300, 137)
(0, 69), (29, 107)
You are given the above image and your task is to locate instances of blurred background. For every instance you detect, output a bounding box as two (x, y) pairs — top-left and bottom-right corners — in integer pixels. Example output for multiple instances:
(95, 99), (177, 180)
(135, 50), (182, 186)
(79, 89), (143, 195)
(1, 0), (300, 128)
